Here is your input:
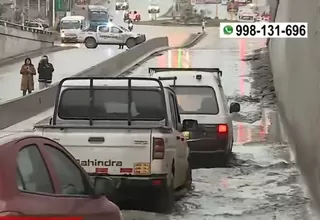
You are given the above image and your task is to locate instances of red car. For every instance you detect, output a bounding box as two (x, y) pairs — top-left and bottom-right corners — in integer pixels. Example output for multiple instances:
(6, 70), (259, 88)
(0, 133), (122, 219)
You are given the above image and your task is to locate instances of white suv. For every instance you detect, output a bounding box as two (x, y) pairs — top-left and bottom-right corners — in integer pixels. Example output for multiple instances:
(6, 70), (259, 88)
(150, 68), (240, 165)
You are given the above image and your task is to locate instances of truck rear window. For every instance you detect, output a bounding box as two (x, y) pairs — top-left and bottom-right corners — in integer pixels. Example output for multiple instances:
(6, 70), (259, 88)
(58, 88), (166, 121)
(174, 86), (219, 114)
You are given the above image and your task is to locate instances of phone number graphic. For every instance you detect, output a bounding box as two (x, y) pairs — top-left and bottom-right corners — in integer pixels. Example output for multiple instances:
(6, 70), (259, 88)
(220, 22), (308, 38)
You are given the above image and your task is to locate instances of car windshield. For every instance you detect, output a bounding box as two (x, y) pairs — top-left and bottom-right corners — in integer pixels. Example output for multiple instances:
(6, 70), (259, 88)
(58, 88), (166, 121)
(60, 20), (81, 29)
(174, 86), (219, 114)
(90, 11), (109, 21)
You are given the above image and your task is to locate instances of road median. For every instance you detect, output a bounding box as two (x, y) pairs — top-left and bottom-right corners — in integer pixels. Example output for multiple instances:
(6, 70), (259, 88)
(0, 32), (204, 129)
(0, 37), (169, 129)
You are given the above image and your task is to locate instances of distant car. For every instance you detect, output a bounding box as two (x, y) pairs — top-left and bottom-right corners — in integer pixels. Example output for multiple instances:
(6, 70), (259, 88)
(150, 68), (240, 165)
(148, 3), (160, 13)
(115, 0), (129, 10)
(124, 11), (141, 22)
(0, 133), (123, 219)
(24, 21), (46, 31)
(77, 24), (146, 48)
(238, 9), (258, 20)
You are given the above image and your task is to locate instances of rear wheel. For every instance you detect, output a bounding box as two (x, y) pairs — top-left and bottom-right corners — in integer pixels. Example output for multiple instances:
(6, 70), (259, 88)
(85, 37), (97, 49)
(153, 172), (174, 213)
(185, 164), (192, 190)
(126, 38), (136, 48)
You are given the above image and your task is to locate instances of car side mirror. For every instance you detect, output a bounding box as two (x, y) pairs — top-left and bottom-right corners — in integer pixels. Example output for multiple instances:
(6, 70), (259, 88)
(230, 102), (240, 113)
(183, 119), (198, 131)
(93, 176), (115, 198)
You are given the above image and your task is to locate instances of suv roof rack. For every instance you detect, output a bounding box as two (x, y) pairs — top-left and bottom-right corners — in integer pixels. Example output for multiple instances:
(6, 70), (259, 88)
(149, 67), (222, 77)
(149, 67), (222, 86)
(52, 76), (169, 126)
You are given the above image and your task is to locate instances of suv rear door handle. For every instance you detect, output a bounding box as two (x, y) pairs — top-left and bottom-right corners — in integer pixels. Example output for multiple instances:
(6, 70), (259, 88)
(88, 137), (105, 143)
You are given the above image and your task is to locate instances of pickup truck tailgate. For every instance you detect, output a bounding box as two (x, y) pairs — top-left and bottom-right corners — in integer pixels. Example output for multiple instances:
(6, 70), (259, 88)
(43, 129), (152, 175)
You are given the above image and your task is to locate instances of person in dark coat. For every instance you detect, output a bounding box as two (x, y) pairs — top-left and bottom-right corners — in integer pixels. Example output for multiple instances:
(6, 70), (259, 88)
(20, 57), (36, 96)
(38, 55), (54, 89)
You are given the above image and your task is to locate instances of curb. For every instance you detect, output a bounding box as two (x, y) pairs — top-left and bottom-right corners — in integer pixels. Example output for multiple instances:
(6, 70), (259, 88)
(0, 46), (77, 67)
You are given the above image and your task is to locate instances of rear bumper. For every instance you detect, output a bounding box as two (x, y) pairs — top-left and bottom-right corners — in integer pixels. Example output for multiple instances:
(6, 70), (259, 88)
(187, 138), (229, 155)
(90, 174), (168, 201)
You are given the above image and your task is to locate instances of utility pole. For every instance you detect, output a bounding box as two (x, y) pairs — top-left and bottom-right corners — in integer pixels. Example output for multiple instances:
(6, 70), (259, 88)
(215, 3), (218, 18)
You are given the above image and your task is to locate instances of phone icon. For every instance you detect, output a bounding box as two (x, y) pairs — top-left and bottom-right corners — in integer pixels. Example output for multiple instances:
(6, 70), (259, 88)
(223, 25), (233, 35)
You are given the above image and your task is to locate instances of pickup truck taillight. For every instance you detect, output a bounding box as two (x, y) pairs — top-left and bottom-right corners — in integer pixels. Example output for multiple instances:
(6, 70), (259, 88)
(153, 138), (165, 159)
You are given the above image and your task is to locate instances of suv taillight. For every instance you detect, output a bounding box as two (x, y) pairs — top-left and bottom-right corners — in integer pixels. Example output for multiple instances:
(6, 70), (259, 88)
(153, 138), (165, 159)
(0, 211), (21, 216)
(217, 124), (228, 133)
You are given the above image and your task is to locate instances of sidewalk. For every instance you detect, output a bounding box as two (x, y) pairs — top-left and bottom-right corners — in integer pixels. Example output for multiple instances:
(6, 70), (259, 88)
(0, 45), (120, 103)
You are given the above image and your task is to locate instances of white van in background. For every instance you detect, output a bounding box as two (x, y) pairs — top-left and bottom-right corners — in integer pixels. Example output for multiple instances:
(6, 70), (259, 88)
(60, 16), (88, 43)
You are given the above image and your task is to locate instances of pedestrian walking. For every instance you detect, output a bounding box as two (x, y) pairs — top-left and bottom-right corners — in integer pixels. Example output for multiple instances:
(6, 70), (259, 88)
(20, 57), (36, 96)
(38, 55), (54, 89)
(202, 19), (206, 32)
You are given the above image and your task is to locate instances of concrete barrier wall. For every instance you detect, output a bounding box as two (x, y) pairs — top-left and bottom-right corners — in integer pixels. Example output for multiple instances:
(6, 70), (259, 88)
(0, 22), (54, 60)
(268, 0), (320, 208)
(0, 37), (169, 129)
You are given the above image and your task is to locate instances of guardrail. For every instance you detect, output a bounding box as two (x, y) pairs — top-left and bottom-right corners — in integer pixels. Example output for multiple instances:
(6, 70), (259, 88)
(0, 19), (53, 35)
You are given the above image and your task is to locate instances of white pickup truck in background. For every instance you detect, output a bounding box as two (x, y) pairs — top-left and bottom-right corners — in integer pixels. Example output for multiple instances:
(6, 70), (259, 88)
(34, 77), (192, 213)
(77, 24), (146, 49)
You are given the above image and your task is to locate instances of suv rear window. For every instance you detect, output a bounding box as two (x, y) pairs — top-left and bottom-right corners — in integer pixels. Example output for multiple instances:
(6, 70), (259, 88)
(58, 88), (166, 121)
(174, 86), (219, 114)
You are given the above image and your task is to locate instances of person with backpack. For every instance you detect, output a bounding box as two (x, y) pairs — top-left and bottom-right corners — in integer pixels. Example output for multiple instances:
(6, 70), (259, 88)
(37, 55), (54, 89)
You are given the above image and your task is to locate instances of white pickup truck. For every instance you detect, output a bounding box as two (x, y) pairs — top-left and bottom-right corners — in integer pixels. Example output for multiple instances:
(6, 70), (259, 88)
(77, 24), (146, 49)
(34, 76), (192, 213)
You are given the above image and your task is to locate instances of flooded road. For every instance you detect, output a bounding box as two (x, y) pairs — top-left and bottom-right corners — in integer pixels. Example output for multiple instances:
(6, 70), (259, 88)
(121, 28), (319, 219)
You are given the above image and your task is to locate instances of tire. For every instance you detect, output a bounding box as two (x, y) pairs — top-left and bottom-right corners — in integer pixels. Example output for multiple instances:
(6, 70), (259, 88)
(185, 164), (192, 190)
(154, 172), (174, 213)
(125, 38), (136, 48)
(84, 37), (97, 49)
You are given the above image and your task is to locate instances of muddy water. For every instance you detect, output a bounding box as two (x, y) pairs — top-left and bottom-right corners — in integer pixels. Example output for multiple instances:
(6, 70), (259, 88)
(121, 27), (319, 219)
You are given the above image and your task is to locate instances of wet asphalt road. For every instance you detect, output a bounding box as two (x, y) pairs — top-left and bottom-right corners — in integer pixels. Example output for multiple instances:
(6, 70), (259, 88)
(120, 28), (320, 219)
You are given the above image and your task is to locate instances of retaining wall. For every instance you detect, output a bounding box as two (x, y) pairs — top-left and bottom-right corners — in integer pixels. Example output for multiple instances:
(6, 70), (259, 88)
(0, 36), (169, 129)
(0, 20), (54, 60)
(268, 0), (320, 209)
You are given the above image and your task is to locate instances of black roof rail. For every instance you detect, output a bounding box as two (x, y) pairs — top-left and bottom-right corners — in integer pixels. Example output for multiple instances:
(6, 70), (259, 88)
(158, 76), (177, 87)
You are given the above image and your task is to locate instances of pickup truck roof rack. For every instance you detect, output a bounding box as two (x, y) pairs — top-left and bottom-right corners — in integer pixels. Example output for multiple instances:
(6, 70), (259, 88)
(148, 67), (222, 77)
(52, 77), (169, 126)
